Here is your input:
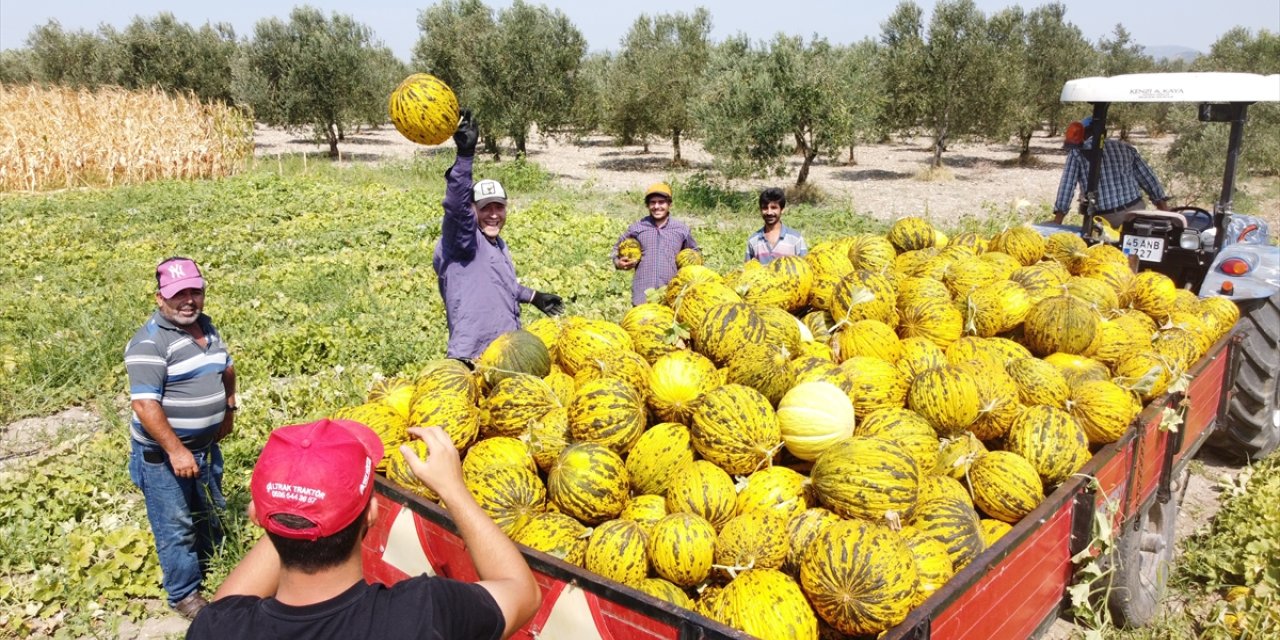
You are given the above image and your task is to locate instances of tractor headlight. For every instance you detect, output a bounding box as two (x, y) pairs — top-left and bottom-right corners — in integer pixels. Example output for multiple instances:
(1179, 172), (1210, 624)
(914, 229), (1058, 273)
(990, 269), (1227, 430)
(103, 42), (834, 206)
(1179, 230), (1202, 250)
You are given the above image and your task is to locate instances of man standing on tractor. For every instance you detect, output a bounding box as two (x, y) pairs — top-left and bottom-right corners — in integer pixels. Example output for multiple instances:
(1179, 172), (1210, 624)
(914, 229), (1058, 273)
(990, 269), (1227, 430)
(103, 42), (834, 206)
(434, 109), (563, 361)
(1051, 118), (1172, 227)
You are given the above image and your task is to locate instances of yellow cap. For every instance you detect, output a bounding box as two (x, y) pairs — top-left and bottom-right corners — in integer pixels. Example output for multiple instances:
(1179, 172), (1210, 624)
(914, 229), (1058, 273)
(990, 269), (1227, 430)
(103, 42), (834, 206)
(644, 182), (673, 202)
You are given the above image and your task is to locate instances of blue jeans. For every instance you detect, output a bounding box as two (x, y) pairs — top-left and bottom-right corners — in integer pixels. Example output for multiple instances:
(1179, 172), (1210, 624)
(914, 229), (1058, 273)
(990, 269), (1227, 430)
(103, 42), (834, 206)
(128, 440), (226, 606)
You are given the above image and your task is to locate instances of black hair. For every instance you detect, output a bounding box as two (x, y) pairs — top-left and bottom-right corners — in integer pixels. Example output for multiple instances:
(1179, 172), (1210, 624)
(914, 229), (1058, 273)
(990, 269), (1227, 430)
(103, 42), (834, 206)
(759, 187), (786, 209)
(266, 501), (371, 573)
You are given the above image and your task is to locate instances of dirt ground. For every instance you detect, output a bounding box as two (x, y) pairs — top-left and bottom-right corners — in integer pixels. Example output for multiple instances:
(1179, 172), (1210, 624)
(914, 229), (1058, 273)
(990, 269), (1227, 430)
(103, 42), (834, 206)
(252, 123), (1279, 232)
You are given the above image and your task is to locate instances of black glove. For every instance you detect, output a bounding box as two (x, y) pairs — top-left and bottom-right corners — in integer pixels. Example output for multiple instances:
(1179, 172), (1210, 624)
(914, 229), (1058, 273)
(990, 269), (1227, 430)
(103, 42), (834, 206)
(531, 291), (564, 316)
(453, 109), (478, 157)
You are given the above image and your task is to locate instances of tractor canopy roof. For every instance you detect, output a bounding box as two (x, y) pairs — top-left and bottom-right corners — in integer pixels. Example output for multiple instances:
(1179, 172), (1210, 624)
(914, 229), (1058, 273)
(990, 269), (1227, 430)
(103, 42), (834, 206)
(1061, 72), (1279, 104)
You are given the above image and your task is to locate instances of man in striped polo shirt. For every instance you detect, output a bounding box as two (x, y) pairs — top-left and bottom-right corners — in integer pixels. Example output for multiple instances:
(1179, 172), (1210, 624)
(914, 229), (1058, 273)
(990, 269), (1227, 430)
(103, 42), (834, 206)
(612, 182), (701, 306)
(745, 187), (808, 264)
(124, 257), (236, 619)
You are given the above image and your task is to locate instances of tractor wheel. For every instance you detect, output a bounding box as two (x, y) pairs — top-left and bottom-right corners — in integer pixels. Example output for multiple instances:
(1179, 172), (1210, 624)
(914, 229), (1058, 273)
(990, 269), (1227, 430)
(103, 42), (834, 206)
(1105, 470), (1184, 628)
(1206, 291), (1280, 463)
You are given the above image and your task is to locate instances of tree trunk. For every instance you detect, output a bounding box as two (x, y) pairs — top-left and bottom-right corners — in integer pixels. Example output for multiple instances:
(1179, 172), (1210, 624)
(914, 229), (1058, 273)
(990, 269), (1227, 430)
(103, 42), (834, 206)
(337, 122), (345, 142)
(671, 129), (684, 166)
(515, 134), (527, 158)
(1018, 131), (1033, 165)
(796, 148), (818, 186)
(643, 140), (650, 153)
(484, 136), (500, 162)
(847, 144), (858, 166)
(932, 130), (946, 169)
(327, 122), (340, 158)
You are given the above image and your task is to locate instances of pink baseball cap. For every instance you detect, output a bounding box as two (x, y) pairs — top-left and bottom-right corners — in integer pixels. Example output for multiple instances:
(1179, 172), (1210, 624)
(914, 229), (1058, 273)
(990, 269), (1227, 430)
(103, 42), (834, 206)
(156, 257), (206, 299)
(251, 419), (386, 540)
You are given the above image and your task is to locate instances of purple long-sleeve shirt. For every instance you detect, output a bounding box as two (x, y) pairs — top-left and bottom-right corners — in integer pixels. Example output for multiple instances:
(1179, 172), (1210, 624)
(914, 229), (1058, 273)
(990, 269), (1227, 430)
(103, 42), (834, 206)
(613, 216), (700, 306)
(433, 156), (535, 359)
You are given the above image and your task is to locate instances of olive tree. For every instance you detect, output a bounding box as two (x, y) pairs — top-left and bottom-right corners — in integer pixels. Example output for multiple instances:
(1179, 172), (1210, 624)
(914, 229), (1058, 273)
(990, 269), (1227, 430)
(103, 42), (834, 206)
(879, 0), (1002, 168)
(696, 34), (860, 186)
(234, 6), (398, 157)
(22, 20), (113, 87)
(606, 8), (713, 164)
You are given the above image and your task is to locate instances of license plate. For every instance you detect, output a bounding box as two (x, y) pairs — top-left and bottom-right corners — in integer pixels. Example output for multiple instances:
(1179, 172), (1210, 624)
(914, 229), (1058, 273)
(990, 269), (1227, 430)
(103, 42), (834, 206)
(1122, 235), (1165, 262)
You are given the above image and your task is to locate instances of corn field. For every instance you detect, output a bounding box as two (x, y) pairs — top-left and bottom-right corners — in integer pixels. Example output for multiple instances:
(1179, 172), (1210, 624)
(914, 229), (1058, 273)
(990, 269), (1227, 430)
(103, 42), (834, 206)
(0, 84), (253, 192)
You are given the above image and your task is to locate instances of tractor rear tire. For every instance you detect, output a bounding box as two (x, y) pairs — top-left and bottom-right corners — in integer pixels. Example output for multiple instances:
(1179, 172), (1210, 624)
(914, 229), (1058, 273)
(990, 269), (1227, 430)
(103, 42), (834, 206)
(1105, 473), (1183, 629)
(1206, 291), (1280, 463)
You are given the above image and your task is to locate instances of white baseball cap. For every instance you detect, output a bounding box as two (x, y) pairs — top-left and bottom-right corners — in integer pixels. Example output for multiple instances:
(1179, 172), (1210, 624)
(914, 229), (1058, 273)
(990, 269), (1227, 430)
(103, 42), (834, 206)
(473, 179), (507, 208)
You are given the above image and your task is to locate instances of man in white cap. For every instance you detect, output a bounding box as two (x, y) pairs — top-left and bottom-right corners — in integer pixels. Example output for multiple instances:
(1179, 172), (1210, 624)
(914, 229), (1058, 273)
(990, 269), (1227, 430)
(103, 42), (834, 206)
(433, 109), (563, 361)
(124, 256), (236, 618)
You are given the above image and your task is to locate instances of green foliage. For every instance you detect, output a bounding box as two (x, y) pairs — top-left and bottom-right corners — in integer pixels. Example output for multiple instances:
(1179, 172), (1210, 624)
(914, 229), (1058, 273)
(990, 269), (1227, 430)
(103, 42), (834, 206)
(0, 432), (162, 636)
(234, 6), (399, 157)
(1167, 28), (1280, 205)
(1178, 458), (1280, 636)
(102, 13), (240, 104)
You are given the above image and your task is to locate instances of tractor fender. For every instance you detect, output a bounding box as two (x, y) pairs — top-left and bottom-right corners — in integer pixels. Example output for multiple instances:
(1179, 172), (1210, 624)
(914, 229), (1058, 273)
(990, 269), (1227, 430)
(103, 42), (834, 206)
(1198, 243), (1280, 301)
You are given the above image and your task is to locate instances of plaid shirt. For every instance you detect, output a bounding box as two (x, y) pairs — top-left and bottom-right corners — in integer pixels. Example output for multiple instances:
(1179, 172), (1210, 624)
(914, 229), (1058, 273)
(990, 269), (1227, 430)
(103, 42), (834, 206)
(1054, 141), (1168, 215)
(746, 224), (808, 264)
(614, 216), (700, 306)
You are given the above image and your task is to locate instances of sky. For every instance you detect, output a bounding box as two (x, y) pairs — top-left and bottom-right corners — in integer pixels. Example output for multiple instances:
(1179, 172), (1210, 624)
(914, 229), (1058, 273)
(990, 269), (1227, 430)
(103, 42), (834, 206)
(2, 0), (1277, 60)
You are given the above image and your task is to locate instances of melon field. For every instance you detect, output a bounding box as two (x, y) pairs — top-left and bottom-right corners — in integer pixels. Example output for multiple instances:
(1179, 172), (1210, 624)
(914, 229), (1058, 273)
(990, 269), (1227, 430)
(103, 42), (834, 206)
(1, 142), (1277, 638)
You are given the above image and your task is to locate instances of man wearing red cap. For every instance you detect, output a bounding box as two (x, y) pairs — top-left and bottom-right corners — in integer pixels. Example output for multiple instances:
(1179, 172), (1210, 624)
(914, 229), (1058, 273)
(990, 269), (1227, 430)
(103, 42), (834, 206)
(124, 256), (236, 618)
(612, 182), (701, 305)
(187, 422), (541, 638)
(1052, 118), (1170, 225)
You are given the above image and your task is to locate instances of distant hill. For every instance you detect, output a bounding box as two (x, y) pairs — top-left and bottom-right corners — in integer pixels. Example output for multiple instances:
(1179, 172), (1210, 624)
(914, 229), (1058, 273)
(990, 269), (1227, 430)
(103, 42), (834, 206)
(1144, 45), (1202, 62)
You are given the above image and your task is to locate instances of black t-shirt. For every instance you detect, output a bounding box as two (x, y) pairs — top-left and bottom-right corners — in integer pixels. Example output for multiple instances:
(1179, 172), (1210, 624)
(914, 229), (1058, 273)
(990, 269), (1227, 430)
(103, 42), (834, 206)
(186, 575), (504, 640)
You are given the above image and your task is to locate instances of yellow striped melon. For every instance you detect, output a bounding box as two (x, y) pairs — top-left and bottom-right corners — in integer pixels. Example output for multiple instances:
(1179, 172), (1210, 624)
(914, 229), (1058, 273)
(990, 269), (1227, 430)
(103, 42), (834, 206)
(907, 365), (981, 436)
(636, 578), (694, 608)
(887, 217), (938, 252)
(387, 73), (459, 145)
(1004, 405), (1090, 485)
(568, 377), (646, 454)
(690, 384), (781, 475)
(898, 297), (964, 348)
(899, 525), (955, 608)
(585, 519), (649, 586)
(647, 512), (717, 587)
(1023, 295), (1099, 356)
(666, 460), (738, 529)
(625, 422), (695, 496)
(908, 494), (986, 570)
(548, 442), (630, 524)
(715, 510), (791, 571)
(968, 451), (1044, 523)
(620, 303), (682, 363)
(800, 519), (919, 636)
(855, 407), (941, 472)
(834, 319), (902, 363)
(717, 569), (819, 640)
(1067, 379), (1140, 444)
(510, 511), (589, 565)
(735, 466), (812, 521)
(811, 436), (920, 523)
(464, 463), (546, 534)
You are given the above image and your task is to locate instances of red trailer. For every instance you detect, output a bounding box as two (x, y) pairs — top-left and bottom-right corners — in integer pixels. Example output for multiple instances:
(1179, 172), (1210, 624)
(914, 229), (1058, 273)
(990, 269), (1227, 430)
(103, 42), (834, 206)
(361, 333), (1235, 639)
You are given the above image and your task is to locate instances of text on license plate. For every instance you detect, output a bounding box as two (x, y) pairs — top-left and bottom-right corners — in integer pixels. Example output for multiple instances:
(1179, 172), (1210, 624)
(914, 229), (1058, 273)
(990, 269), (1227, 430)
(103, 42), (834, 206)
(1122, 235), (1164, 262)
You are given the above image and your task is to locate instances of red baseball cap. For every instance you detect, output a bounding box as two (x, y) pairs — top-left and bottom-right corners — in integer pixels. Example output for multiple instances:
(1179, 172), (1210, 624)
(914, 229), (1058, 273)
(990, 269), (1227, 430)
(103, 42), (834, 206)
(251, 419), (386, 540)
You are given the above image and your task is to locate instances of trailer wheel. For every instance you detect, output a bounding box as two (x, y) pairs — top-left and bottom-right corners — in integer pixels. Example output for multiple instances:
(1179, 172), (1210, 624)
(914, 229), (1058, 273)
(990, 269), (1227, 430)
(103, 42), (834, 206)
(1206, 291), (1280, 463)
(1105, 478), (1182, 628)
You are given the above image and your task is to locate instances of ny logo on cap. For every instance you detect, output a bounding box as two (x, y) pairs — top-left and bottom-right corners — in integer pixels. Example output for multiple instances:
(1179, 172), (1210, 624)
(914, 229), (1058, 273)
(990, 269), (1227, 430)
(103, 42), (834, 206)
(168, 263), (187, 279)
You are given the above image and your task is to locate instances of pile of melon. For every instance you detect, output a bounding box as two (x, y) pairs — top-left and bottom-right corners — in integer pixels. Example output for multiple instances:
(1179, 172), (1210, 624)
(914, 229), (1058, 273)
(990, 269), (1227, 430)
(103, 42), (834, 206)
(333, 217), (1239, 639)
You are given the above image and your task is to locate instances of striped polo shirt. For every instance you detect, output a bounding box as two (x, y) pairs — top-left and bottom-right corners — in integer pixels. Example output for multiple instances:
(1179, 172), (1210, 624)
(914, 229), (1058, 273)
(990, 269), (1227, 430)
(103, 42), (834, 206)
(614, 216), (700, 306)
(746, 224), (808, 265)
(124, 310), (232, 450)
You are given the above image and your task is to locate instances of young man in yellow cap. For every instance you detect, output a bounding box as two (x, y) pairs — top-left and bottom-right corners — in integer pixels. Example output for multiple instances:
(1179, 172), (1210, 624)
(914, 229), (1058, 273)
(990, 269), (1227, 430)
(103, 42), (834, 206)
(612, 182), (701, 306)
